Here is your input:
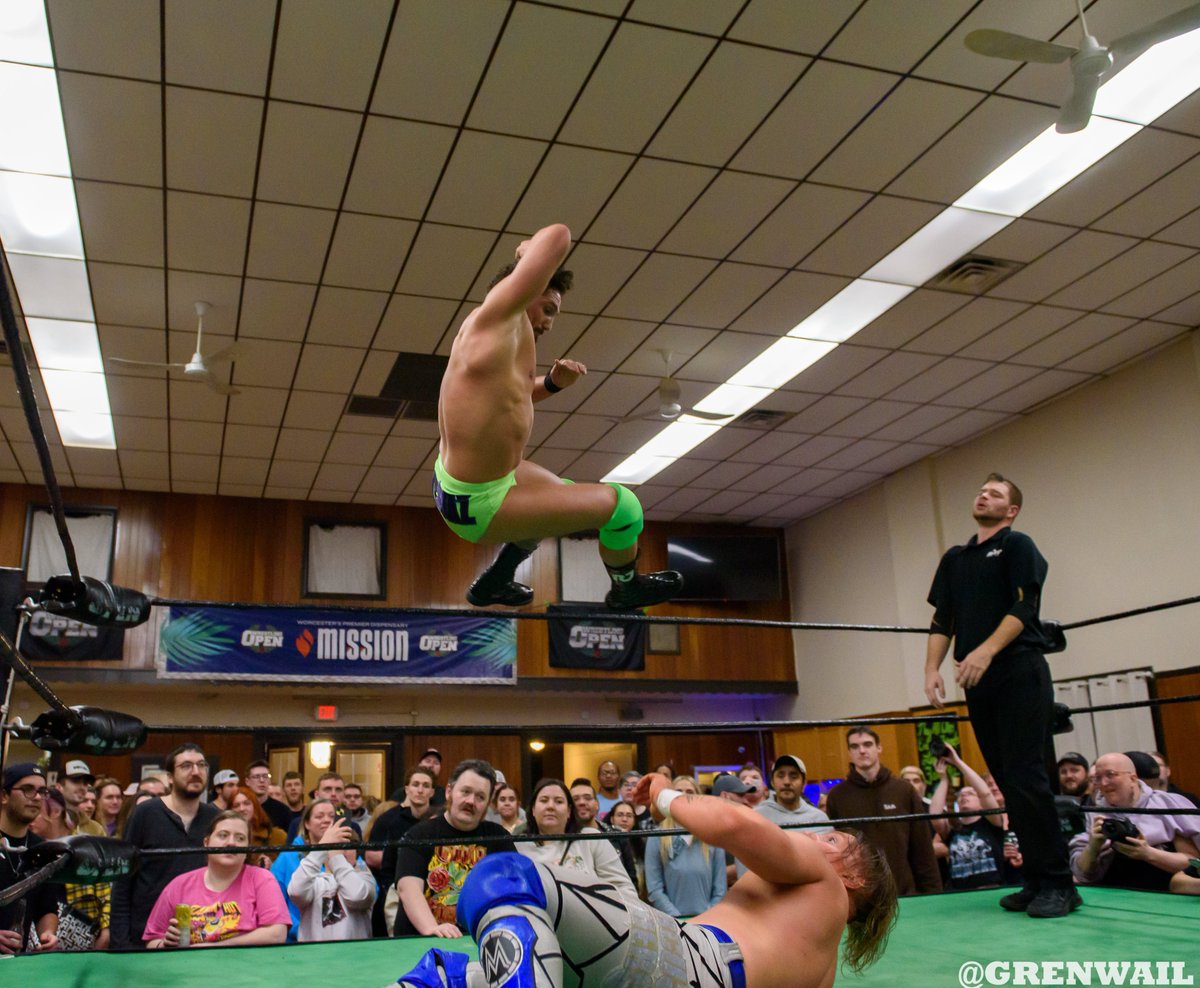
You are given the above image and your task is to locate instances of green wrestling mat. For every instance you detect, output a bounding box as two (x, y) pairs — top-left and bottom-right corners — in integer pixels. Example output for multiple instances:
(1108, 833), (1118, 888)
(11, 888), (1195, 987)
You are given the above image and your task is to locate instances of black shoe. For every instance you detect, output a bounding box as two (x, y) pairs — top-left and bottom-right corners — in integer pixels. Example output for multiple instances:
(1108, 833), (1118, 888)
(604, 570), (683, 610)
(999, 886), (1038, 912)
(466, 577), (534, 607)
(1026, 886), (1082, 918)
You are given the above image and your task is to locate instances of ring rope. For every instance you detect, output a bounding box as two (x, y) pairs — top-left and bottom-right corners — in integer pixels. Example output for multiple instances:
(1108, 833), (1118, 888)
(0, 623), (77, 718)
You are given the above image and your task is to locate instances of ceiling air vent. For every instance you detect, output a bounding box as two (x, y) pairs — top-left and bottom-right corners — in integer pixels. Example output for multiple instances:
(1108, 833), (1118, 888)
(927, 254), (1023, 295)
(731, 408), (792, 429)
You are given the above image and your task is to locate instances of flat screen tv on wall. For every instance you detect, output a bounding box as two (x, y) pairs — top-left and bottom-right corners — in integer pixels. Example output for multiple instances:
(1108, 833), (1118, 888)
(666, 536), (784, 601)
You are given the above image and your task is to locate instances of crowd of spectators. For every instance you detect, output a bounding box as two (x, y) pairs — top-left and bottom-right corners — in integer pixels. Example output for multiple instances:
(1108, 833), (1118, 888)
(2, 733), (1197, 955)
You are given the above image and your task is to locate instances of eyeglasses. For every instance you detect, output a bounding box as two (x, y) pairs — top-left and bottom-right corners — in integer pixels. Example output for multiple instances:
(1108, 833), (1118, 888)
(247, 772), (271, 781)
(175, 760), (209, 773)
(1095, 770), (1133, 782)
(10, 784), (50, 799)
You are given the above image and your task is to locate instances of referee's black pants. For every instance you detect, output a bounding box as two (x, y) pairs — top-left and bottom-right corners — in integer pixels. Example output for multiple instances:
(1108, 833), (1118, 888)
(964, 648), (1071, 890)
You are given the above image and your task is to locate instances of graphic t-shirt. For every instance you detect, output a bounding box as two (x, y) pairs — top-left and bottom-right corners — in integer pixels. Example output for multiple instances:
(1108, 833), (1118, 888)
(142, 864), (291, 943)
(392, 815), (516, 936)
(947, 819), (1006, 889)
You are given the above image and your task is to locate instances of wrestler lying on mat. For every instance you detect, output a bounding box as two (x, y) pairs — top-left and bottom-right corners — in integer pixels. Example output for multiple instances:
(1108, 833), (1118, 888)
(394, 770), (897, 988)
(434, 222), (682, 611)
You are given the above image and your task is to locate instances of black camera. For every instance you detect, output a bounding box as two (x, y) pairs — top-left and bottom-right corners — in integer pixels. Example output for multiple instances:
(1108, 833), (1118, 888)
(929, 737), (950, 758)
(1100, 816), (1140, 844)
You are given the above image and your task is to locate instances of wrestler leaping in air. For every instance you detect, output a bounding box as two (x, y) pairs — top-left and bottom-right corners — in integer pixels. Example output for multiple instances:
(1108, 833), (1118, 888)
(435, 223), (682, 610)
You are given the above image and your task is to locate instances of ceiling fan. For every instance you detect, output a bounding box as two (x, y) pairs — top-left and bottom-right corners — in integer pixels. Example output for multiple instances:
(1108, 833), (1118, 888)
(965, 0), (1200, 134)
(109, 301), (243, 395)
(607, 350), (735, 425)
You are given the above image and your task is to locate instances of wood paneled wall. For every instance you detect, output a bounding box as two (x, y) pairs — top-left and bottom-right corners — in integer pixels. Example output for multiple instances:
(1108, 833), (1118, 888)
(54, 731), (257, 789)
(644, 732), (763, 778)
(0, 483), (796, 685)
(1154, 669), (1200, 794)
(403, 733), (524, 796)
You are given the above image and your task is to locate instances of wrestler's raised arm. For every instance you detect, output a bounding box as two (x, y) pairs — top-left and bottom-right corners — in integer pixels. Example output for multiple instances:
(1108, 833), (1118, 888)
(632, 774), (840, 888)
(476, 223), (571, 328)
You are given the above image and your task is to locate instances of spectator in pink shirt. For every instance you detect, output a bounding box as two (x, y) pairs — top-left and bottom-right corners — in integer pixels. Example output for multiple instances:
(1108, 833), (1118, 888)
(143, 811), (290, 948)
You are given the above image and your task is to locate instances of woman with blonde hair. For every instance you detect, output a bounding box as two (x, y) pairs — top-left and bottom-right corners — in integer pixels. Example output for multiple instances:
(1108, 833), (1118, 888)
(644, 776), (726, 916)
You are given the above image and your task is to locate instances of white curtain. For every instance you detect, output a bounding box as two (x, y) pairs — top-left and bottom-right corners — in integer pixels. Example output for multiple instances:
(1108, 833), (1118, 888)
(27, 510), (115, 582)
(1053, 670), (1155, 764)
(306, 524), (382, 595)
(558, 536), (608, 602)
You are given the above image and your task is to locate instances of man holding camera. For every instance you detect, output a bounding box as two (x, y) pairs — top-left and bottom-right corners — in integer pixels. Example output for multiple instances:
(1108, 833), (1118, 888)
(1070, 752), (1199, 891)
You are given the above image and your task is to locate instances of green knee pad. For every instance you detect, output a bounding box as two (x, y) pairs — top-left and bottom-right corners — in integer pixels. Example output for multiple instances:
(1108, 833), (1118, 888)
(599, 483), (643, 551)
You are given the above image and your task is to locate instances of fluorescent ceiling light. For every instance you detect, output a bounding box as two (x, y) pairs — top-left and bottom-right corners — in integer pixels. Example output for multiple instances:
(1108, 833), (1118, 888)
(690, 383), (773, 419)
(26, 318), (104, 373)
(0, 63), (71, 174)
(1093, 30), (1200, 126)
(0, 0), (54, 65)
(863, 207), (1013, 287)
(954, 117), (1139, 217)
(4, 254), (94, 320)
(40, 370), (112, 415)
(638, 419), (721, 460)
(0, 172), (84, 256)
(728, 337), (838, 390)
(603, 452), (677, 486)
(54, 411), (116, 450)
(787, 279), (913, 343)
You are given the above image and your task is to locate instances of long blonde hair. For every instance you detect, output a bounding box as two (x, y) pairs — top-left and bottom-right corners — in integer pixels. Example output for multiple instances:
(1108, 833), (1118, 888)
(659, 776), (709, 866)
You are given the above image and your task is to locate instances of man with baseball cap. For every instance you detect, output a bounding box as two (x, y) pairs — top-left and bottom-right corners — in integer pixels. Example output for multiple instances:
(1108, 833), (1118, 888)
(755, 755), (831, 832)
(211, 769), (239, 810)
(1, 763), (62, 953)
(712, 772), (755, 804)
(1057, 753), (1092, 801)
(57, 759), (104, 837)
(418, 748), (446, 809)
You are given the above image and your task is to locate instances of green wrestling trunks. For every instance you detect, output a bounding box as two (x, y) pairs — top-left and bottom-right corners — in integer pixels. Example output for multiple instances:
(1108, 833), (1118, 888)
(432, 456), (516, 543)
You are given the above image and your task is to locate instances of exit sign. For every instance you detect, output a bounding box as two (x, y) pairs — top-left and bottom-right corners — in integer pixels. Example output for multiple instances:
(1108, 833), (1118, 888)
(315, 705), (338, 721)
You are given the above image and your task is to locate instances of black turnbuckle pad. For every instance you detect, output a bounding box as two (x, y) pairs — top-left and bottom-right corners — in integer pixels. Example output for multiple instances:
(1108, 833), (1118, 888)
(30, 705), (147, 754)
(38, 575), (151, 627)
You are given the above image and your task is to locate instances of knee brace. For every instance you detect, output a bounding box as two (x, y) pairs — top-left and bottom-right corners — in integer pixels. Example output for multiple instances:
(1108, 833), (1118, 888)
(396, 947), (475, 988)
(599, 483), (643, 551)
(459, 853), (547, 939)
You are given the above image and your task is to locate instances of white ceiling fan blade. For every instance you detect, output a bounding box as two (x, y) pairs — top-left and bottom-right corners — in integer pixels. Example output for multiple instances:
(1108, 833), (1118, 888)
(203, 341), (244, 366)
(683, 408), (735, 421)
(965, 29), (1076, 64)
(1110, 2), (1200, 57)
(1057, 70), (1102, 133)
(109, 357), (186, 370)
(206, 378), (240, 396)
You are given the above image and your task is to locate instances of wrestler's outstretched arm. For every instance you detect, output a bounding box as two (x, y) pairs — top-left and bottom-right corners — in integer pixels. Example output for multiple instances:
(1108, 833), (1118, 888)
(633, 774), (837, 887)
(476, 223), (571, 328)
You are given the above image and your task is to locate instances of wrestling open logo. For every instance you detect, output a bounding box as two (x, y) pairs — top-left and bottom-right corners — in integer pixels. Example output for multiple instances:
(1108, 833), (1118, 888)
(241, 626), (284, 653)
(28, 611), (100, 646)
(418, 633), (459, 655)
(480, 927), (524, 984)
(568, 623), (625, 657)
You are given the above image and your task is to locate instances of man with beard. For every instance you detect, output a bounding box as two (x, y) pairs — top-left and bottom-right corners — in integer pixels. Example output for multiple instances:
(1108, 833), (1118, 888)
(370, 767), (438, 937)
(393, 760), (517, 938)
(110, 743), (220, 948)
(1057, 753), (1093, 802)
(925, 473), (1076, 918)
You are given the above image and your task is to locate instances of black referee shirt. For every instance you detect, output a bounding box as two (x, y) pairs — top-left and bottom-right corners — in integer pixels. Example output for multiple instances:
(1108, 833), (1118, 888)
(928, 526), (1052, 660)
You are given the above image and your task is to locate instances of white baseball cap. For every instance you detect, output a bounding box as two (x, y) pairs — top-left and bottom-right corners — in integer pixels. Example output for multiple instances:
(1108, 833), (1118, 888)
(64, 759), (94, 781)
(212, 769), (239, 786)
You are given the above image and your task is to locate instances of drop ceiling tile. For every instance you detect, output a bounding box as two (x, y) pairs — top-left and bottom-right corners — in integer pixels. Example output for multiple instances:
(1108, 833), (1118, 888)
(396, 225), (498, 298)
(648, 43), (807, 166)
(675, 331), (773, 384)
(113, 414), (169, 451)
(733, 61), (896, 179)
(166, 275), (242, 331)
(1092, 153), (1200, 239)
(559, 450), (628, 483)
(1157, 207), (1200, 249)
(828, 0), (976, 72)
(169, 380), (232, 423)
(811, 78), (982, 192)
(668, 263), (784, 330)
(293, 344), (364, 393)
(728, 0), (857, 52)
(1047, 242), (1196, 312)
(316, 215), (412, 292)
(588, 159), (717, 250)
(374, 436), (437, 468)
(269, 460), (320, 488)
(836, 352), (942, 399)
(851, 290), (973, 349)
(359, 466), (413, 494)
(819, 438), (899, 471)
(270, 0), (391, 109)
(273, 429), (331, 463)
(313, 462), (368, 493)
(107, 378), (168, 418)
(861, 441), (941, 474)
(59, 75), (161, 185)
(282, 391), (346, 430)
(1013, 312), (1136, 367)
(128, 478), (171, 492)
(576, 374), (662, 419)
(692, 489), (757, 515)
(559, 23), (714, 153)
(732, 183), (871, 268)
(1060, 322), (1188, 375)
(76, 182), (164, 267)
(231, 339), (302, 389)
(784, 344), (889, 394)
(468, 3), (612, 139)
(728, 270), (850, 337)
(88, 263), (165, 328)
(751, 495), (835, 520)
(982, 368), (1094, 413)
(170, 420), (223, 455)
(727, 463), (802, 493)
(871, 404), (960, 442)
(603, 254), (717, 322)
(307, 288), (389, 349)
(691, 460), (760, 490)
(802, 196), (947, 277)
(510, 147), (634, 236)
(221, 424), (278, 458)
(809, 470), (881, 499)
(650, 486), (713, 515)
(561, 318), (656, 373)
(166, 192), (251, 276)
(1029, 129), (1200, 228)
(119, 449), (169, 477)
(48, 0), (160, 78)
(164, 88), (263, 198)
(374, 295), (461, 353)
(903, 297), (1030, 356)
(974, 219), (1077, 264)
(246, 204), (337, 283)
(887, 357), (995, 402)
(344, 117), (456, 219)
(219, 482), (267, 498)
(165, 0), (274, 93)
(372, 0), (507, 123)
(526, 447), (581, 476)
(538, 413), (617, 450)
(958, 305), (1082, 362)
(617, 326), (718, 376)
(827, 400), (922, 438)
(219, 457), (270, 486)
(629, 0), (742, 33)
(257, 102), (361, 209)
(728, 430), (810, 464)
(526, 410), (568, 447)
(1153, 292), (1200, 327)
(768, 465), (843, 494)
(226, 387), (289, 427)
(690, 426), (761, 461)
(172, 481), (218, 494)
(661, 173), (795, 259)
(65, 447), (119, 475)
(936, 363), (1042, 408)
(324, 432), (386, 465)
(264, 484), (312, 499)
(1100, 253), (1200, 319)
(778, 397), (870, 435)
(171, 453), (220, 483)
(101, 325), (167, 367)
(12, 443), (72, 478)
(427, 132), (548, 229)
(552, 244), (647, 317)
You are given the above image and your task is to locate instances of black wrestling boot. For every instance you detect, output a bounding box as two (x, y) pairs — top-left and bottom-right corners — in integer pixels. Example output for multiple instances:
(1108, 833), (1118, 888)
(999, 885), (1039, 912)
(603, 558), (683, 610)
(466, 542), (538, 607)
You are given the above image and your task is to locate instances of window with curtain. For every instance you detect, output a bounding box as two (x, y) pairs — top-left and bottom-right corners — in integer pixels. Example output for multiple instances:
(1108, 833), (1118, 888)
(304, 521), (386, 598)
(23, 506), (116, 583)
